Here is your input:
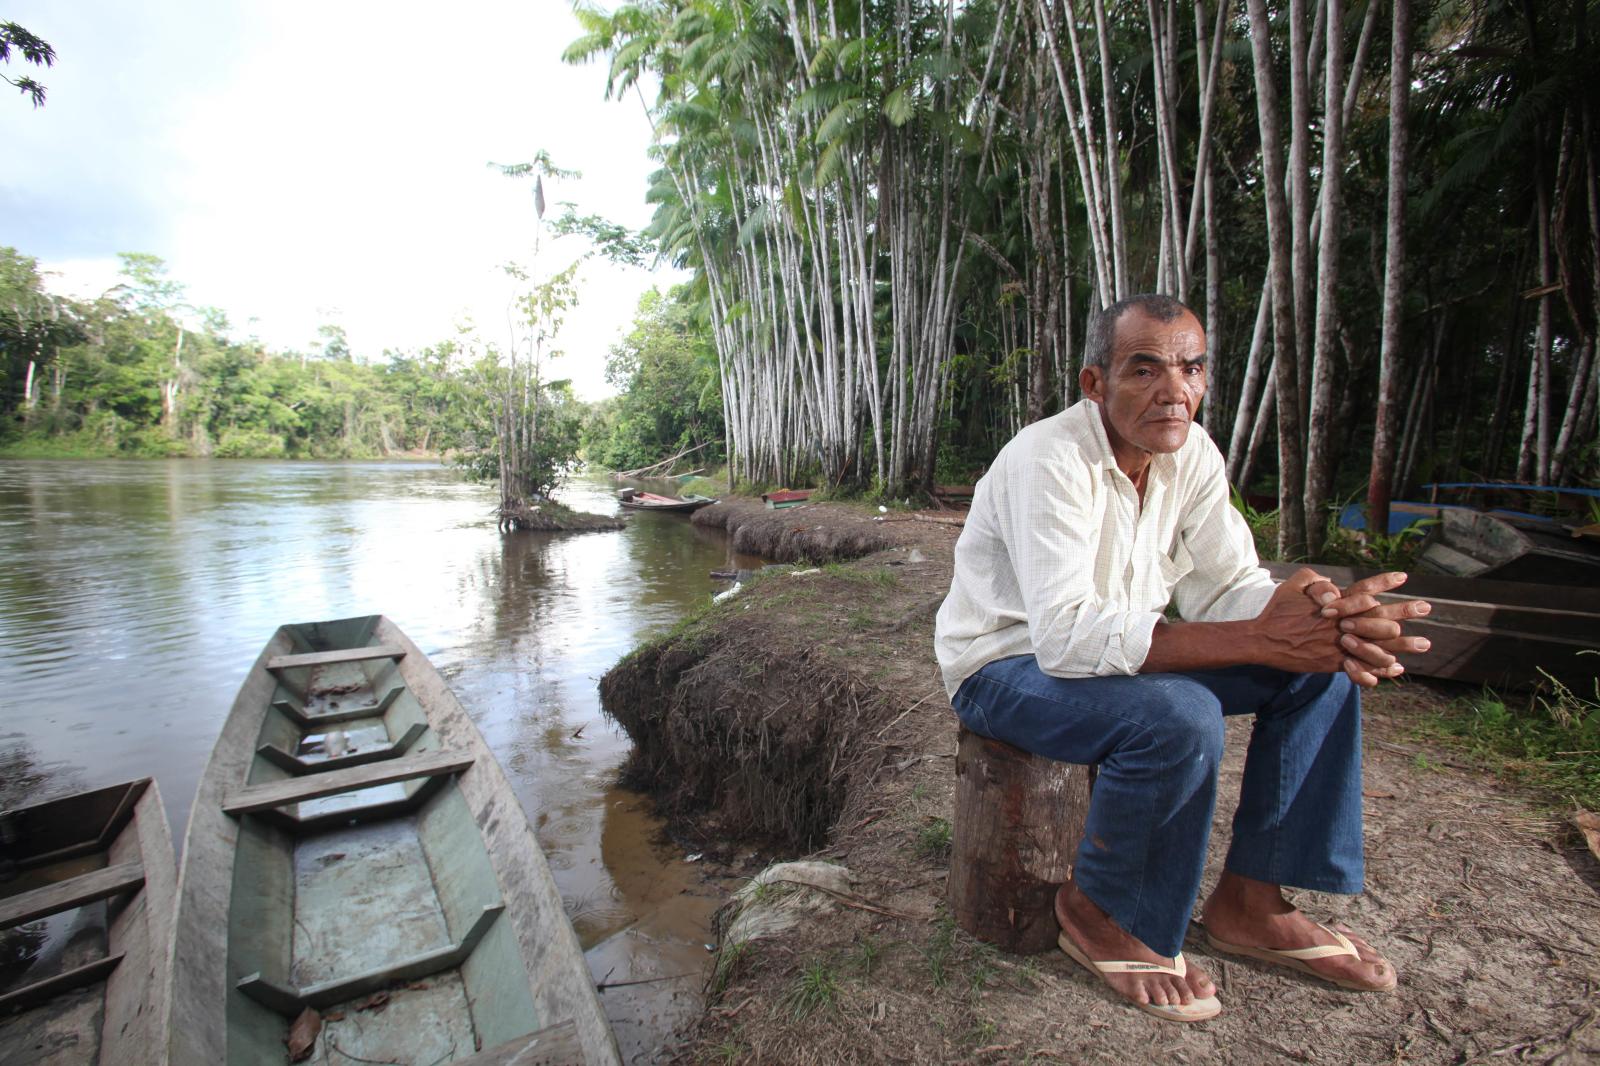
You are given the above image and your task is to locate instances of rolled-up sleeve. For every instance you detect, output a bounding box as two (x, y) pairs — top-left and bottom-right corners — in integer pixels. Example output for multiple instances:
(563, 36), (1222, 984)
(1005, 456), (1165, 677)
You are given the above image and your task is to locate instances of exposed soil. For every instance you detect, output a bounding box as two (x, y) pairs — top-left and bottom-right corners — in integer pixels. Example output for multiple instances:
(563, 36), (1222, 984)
(599, 497), (1600, 1065)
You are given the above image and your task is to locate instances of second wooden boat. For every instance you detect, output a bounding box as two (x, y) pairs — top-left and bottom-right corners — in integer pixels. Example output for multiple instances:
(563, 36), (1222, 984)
(0, 778), (175, 1066)
(166, 615), (620, 1066)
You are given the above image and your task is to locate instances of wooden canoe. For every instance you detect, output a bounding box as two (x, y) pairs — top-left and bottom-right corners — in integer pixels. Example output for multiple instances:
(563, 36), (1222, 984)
(0, 778), (176, 1066)
(616, 489), (717, 512)
(166, 615), (620, 1066)
(1263, 561), (1600, 691)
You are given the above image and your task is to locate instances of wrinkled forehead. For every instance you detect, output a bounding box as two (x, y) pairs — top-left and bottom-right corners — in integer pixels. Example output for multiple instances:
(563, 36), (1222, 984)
(1109, 309), (1206, 365)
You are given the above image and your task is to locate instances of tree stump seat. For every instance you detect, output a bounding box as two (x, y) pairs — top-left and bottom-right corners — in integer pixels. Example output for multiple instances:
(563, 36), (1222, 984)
(947, 726), (1097, 954)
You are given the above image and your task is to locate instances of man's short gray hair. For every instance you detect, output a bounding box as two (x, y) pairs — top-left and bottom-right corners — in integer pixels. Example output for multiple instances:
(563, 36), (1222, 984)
(1083, 294), (1197, 370)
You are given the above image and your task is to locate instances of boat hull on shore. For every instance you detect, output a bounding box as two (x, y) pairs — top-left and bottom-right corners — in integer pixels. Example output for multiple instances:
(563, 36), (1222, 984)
(1263, 561), (1600, 691)
(0, 778), (175, 1066)
(166, 615), (619, 1066)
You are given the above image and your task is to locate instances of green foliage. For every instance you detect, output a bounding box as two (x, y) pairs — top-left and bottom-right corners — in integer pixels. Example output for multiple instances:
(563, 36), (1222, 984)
(585, 287), (722, 472)
(782, 958), (840, 1020)
(1229, 486), (1281, 561)
(914, 817), (952, 859)
(1418, 661), (1600, 810)
(1, 21), (54, 107)
(0, 245), (572, 483)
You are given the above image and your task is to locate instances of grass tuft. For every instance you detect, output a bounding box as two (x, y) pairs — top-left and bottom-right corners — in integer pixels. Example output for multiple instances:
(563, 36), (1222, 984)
(783, 958), (840, 1020)
(914, 817), (952, 860)
(1413, 662), (1600, 810)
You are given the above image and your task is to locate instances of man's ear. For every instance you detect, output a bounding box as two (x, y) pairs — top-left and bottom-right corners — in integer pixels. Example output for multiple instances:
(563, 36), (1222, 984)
(1080, 365), (1104, 402)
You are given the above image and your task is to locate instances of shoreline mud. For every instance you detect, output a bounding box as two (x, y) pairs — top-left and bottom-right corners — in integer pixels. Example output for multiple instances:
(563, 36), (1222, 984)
(600, 497), (1600, 1064)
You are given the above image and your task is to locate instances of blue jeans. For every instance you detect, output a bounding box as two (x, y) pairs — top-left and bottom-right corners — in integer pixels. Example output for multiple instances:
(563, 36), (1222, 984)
(952, 657), (1364, 957)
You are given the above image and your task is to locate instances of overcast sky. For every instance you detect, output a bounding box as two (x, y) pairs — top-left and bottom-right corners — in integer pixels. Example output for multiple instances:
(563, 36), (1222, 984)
(1, 0), (677, 398)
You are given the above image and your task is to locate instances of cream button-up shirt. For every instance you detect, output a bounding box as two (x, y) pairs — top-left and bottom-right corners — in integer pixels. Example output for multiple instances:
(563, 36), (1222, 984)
(935, 398), (1277, 696)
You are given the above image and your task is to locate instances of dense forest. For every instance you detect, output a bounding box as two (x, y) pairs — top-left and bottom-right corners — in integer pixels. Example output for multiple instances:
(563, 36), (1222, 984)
(567, 0), (1600, 555)
(0, 246), (716, 485)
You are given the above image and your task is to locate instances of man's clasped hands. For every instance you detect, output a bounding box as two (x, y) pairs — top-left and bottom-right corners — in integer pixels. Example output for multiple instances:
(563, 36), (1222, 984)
(1258, 569), (1433, 688)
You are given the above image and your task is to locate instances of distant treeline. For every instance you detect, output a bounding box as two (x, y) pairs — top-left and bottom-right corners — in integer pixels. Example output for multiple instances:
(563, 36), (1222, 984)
(0, 247), (719, 478)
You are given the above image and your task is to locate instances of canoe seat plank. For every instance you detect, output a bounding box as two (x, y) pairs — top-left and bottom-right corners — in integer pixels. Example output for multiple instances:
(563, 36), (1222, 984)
(266, 645), (406, 672)
(0, 953), (124, 1015)
(459, 1020), (584, 1065)
(0, 862), (145, 929)
(272, 684), (404, 726)
(223, 751), (473, 816)
(257, 722), (428, 776)
(236, 904), (504, 1015)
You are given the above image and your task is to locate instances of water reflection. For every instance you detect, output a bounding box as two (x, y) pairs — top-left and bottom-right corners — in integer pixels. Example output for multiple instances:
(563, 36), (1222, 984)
(0, 460), (759, 1062)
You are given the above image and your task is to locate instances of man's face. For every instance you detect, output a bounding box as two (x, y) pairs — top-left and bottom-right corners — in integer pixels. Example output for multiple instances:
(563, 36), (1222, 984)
(1079, 309), (1207, 464)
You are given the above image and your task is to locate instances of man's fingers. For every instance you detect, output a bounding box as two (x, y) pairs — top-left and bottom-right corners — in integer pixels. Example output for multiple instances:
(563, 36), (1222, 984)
(1285, 567), (1331, 593)
(1337, 616), (1402, 641)
(1304, 576), (1342, 609)
(1373, 635), (1432, 656)
(1343, 658), (1381, 687)
(1346, 571), (1410, 598)
(1320, 593), (1382, 618)
(1340, 633), (1401, 671)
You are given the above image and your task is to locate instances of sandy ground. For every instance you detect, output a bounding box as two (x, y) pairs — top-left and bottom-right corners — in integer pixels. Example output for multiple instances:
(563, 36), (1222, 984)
(600, 497), (1600, 1064)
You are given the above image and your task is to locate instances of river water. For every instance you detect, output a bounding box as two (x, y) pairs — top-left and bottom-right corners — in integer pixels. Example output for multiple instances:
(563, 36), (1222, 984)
(0, 459), (758, 1061)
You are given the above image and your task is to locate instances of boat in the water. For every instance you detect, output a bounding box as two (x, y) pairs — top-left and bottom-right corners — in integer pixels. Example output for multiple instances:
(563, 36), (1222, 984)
(1, 778), (175, 1066)
(166, 615), (620, 1066)
(616, 488), (717, 512)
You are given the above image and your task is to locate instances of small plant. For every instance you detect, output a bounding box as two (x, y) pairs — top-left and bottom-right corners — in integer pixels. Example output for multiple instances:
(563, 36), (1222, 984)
(709, 940), (751, 997)
(967, 943), (999, 995)
(915, 817), (953, 859)
(963, 1018), (999, 1046)
(1229, 486), (1279, 560)
(784, 959), (840, 1020)
(847, 606), (874, 631)
(851, 936), (881, 978)
(924, 914), (957, 988)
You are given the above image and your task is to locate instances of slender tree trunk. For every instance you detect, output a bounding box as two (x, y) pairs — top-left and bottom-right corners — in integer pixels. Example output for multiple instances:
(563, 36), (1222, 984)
(1302, 0), (1346, 556)
(1367, 0), (1410, 539)
(1246, 0), (1307, 556)
(1227, 283), (1272, 484)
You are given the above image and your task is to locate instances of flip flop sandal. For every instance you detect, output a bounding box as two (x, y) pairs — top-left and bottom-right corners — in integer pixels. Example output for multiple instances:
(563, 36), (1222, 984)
(1204, 922), (1398, 992)
(1056, 931), (1222, 1023)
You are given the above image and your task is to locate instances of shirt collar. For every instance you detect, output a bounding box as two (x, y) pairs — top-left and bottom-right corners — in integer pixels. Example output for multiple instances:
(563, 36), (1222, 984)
(1078, 398), (1179, 488)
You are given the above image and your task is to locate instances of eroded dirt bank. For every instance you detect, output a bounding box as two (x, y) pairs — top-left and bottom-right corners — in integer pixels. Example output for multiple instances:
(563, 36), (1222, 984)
(600, 498), (1600, 1064)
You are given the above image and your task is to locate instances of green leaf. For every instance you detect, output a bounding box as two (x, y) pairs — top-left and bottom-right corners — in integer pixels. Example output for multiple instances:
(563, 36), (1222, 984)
(884, 84), (915, 127)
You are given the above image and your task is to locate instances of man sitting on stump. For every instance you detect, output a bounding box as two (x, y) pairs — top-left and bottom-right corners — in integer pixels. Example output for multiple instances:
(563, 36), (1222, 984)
(934, 294), (1432, 1022)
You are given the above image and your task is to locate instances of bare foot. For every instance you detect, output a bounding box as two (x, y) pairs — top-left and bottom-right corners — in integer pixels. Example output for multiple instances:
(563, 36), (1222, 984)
(1201, 871), (1396, 991)
(1055, 878), (1217, 1014)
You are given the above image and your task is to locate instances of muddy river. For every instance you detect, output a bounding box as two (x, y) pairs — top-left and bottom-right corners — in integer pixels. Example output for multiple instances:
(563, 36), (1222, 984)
(0, 459), (760, 1062)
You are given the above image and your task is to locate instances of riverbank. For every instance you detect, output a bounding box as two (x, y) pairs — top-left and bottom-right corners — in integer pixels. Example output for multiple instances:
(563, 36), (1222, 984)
(600, 497), (1600, 1063)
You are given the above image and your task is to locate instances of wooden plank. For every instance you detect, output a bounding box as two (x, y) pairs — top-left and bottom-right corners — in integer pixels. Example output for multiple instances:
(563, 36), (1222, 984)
(265, 644), (406, 672)
(222, 751), (473, 816)
(0, 862), (145, 929)
(235, 904), (503, 1015)
(1262, 561), (1600, 616)
(0, 954), (123, 1015)
(458, 1021), (584, 1066)
(256, 722), (427, 776)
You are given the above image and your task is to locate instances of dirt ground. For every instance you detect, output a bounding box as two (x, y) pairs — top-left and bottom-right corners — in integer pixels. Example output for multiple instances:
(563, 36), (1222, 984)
(600, 497), (1600, 1065)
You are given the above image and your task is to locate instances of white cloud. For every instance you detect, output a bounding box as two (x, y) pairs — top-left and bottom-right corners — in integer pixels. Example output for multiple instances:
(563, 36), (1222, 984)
(5, 0), (681, 399)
